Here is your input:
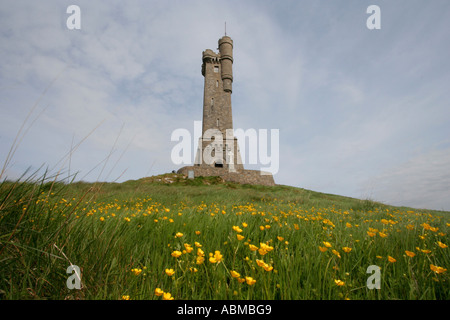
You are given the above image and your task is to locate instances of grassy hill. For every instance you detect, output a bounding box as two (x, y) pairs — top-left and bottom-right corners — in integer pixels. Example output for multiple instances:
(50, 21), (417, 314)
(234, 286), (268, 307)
(0, 172), (448, 300)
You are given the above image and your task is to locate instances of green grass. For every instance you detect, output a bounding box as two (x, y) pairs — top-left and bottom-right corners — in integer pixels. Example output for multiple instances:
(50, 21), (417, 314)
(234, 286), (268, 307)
(0, 172), (448, 300)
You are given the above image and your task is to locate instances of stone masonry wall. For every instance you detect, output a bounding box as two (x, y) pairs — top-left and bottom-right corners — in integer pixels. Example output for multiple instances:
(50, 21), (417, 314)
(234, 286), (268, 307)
(177, 166), (275, 186)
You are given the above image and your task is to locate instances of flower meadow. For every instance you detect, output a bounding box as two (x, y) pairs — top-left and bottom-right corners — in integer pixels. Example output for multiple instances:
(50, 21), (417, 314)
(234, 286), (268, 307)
(0, 175), (448, 300)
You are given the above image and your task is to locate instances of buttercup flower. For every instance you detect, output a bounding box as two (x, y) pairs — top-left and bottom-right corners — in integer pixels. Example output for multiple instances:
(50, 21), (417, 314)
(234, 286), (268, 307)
(209, 250), (223, 263)
(196, 256), (205, 265)
(245, 276), (256, 285)
(131, 268), (142, 276)
(323, 241), (332, 248)
(334, 279), (345, 286)
(256, 259), (266, 267)
(332, 249), (341, 258)
(184, 243), (194, 253)
(163, 292), (174, 300)
(171, 250), (182, 258)
(195, 242), (202, 247)
(232, 226), (243, 233)
(405, 250), (415, 258)
(154, 288), (164, 296)
(165, 268), (175, 276)
(430, 264), (447, 274)
(437, 241), (447, 249)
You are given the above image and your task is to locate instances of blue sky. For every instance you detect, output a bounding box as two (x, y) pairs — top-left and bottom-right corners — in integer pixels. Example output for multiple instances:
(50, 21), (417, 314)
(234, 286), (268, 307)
(1, 0), (449, 211)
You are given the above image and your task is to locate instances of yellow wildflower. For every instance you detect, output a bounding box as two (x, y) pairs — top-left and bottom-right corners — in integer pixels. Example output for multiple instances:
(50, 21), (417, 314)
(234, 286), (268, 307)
(232, 226), (243, 233)
(195, 231), (201, 235)
(245, 276), (256, 285)
(388, 256), (396, 263)
(121, 295), (130, 300)
(342, 247), (352, 253)
(405, 250), (415, 258)
(249, 244), (258, 251)
(430, 264), (447, 274)
(230, 270), (240, 278)
(196, 256), (205, 265)
(171, 250), (182, 258)
(154, 288), (164, 296)
(323, 241), (332, 248)
(437, 241), (447, 249)
(277, 236), (284, 241)
(256, 259), (266, 267)
(175, 232), (183, 238)
(421, 223), (431, 230)
(163, 292), (174, 300)
(209, 250), (223, 263)
(318, 246), (328, 252)
(332, 249), (341, 258)
(131, 268), (142, 276)
(334, 279), (345, 286)
(260, 243), (273, 250)
(263, 264), (273, 272)
(242, 222), (248, 228)
(195, 242), (202, 247)
(184, 243), (193, 253)
(165, 268), (175, 276)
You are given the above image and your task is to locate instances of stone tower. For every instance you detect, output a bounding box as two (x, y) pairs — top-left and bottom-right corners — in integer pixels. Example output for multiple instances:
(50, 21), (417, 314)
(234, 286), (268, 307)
(194, 35), (243, 171)
(178, 35), (275, 186)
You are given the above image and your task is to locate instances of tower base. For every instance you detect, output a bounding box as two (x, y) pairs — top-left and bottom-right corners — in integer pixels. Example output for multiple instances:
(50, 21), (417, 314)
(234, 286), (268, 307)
(177, 166), (275, 186)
